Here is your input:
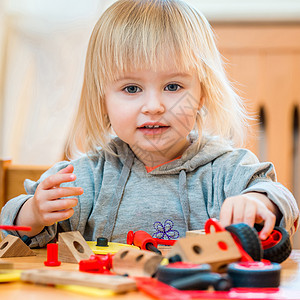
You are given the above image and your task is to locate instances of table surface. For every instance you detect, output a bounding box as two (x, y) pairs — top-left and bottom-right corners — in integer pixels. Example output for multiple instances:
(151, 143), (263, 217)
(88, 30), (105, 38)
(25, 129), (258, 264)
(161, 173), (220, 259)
(0, 248), (300, 300)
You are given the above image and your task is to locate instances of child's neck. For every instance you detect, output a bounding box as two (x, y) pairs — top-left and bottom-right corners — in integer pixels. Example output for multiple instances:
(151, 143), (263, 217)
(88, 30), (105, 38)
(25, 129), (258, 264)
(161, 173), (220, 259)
(134, 140), (190, 167)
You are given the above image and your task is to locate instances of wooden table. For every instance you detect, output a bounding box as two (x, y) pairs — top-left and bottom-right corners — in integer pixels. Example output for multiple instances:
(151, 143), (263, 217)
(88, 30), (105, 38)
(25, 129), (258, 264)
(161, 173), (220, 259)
(0, 249), (300, 300)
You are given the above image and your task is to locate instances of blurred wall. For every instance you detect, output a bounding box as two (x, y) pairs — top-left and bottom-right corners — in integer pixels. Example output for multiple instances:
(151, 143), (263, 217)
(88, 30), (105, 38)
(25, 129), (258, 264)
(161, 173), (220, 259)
(0, 1), (6, 156)
(0, 0), (111, 164)
(1, 0), (300, 165)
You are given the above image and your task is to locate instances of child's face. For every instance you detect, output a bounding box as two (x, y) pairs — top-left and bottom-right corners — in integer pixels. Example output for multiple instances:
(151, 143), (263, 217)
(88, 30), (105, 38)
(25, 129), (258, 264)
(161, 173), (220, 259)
(104, 67), (203, 166)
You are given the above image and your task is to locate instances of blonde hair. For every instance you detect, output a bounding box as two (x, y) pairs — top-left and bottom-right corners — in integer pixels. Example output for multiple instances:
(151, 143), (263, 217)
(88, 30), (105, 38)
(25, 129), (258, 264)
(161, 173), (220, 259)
(66, 0), (248, 157)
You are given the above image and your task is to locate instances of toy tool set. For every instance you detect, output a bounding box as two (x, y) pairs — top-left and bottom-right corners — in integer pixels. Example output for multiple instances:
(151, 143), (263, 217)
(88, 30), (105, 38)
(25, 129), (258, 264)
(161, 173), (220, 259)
(0, 219), (295, 299)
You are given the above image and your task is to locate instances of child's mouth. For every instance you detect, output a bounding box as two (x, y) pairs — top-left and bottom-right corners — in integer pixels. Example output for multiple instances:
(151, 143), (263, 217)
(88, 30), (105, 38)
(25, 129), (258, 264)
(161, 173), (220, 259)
(138, 124), (170, 135)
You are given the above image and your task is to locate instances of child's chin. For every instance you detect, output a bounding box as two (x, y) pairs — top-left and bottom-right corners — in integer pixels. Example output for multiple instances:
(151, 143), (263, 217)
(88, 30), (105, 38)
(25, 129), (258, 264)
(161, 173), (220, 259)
(136, 142), (175, 157)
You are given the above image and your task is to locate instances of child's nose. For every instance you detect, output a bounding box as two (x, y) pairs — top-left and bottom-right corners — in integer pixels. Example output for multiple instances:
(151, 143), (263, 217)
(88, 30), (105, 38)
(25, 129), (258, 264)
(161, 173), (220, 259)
(141, 93), (165, 114)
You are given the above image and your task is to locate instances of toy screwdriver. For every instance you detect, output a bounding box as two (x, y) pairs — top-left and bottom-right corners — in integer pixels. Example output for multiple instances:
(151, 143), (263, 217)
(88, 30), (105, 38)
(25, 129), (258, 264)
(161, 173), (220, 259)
(127, 230), (162, 255)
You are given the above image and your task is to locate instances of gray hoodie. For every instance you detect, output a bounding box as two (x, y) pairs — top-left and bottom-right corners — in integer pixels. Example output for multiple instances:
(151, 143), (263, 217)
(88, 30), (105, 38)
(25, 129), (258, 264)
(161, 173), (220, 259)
(1, 135), (299, 247)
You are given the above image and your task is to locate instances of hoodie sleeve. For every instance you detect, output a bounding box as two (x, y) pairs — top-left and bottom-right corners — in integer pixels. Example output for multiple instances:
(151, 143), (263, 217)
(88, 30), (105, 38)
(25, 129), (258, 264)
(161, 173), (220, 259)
(213, 148), (299, 237)
(0, 161), (72, 247)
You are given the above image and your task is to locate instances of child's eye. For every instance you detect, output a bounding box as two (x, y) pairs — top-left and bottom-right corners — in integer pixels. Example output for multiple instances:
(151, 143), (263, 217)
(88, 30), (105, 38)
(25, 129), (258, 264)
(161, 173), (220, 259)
(123, 85), (141, 94)
(165, 83), (182, 92)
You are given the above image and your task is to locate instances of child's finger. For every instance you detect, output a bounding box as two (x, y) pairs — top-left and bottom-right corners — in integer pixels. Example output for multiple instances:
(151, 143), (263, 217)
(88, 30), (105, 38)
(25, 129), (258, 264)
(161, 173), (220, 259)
(57, 164), (74, 174)
(242, 201), (256, 227)
(219, 200), (233, 227)
(232, 200), (246, 224)
(40, 173), (76, 190)
(53, 165), (75, 188)
(45, 198), (78, 212)
(40, 208), (76, 226)
(258, 213), (276, 240)
(46, 186), (83, 200)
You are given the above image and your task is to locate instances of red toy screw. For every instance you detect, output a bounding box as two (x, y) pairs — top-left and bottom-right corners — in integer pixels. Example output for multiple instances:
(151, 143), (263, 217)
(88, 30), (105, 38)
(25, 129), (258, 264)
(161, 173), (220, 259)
(44, 243), (61, 266)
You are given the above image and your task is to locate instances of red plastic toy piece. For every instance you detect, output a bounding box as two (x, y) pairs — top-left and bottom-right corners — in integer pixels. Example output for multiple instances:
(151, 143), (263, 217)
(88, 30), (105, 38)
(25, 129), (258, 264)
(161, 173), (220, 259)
(135, 277), (190, 300)
(154, 238), (177, 246)
(204, 218), (225, 234)
(232, 238), (254, 262)
(79, 254), (113, 274)
(44, 243), (61, 266)
(261, 230), (282, 249)
(0, 225), (32, 231)
(127, 230), (161, 254)
(127, 230), (176, 249)
(127, 230), (135, 245)
(127, 230), (157, 249)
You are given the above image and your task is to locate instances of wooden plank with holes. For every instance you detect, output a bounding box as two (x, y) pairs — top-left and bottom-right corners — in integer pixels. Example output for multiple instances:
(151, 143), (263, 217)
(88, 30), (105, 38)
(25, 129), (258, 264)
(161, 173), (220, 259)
(21, 269), (137, 293)
(167, 231), (241, 272)
(113, 247), (163, 277)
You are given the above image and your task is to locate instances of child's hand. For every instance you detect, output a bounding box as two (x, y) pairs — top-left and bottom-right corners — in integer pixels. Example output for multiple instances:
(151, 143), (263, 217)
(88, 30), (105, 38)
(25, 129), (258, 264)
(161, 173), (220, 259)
(31, 164), (83, 227)
(219, 192), (279, 240)
(15, 164), (83, 236)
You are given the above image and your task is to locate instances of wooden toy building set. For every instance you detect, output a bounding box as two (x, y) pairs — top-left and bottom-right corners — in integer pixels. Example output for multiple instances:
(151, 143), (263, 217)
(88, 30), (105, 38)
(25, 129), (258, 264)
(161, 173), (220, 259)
(0, 219), (295, 299)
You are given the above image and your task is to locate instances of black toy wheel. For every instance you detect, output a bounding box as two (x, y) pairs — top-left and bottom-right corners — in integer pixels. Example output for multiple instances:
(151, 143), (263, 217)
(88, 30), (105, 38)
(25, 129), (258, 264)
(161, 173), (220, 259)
(225, 223), (263, 261)
(227, 261), (281, 287)
(255, 225), (292, 263)
(170, 272), (232, 291)
(155, 262), (211, 285)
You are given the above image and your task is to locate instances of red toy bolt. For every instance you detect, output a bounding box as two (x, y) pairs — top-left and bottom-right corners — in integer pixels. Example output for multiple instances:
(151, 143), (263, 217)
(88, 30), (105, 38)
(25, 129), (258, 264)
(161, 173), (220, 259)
(44, 243), (61, 266)
(127, 230), (161, 255)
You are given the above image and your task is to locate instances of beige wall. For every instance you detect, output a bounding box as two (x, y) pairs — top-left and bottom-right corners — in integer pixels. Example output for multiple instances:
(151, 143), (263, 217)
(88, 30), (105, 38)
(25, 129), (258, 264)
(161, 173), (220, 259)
(0, 3), (6, 158)
(213, 24), (300, 248)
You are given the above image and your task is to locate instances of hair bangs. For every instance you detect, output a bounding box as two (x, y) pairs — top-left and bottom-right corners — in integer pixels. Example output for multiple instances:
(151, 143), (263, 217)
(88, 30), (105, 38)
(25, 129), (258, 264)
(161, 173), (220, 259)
(98, 0), (202, 85)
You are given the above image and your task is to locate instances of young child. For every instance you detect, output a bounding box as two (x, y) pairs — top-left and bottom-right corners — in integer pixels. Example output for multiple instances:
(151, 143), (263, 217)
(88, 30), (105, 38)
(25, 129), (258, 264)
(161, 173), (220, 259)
(1, 0), (298, 248)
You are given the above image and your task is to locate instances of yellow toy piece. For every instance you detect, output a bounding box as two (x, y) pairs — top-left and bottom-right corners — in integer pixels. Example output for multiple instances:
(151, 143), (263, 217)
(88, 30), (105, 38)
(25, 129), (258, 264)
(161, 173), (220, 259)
(160, 258), (169, 266)
(57, 285), (116, 297)
(0, 270), (21, 282)
(87, 241), (139, 254)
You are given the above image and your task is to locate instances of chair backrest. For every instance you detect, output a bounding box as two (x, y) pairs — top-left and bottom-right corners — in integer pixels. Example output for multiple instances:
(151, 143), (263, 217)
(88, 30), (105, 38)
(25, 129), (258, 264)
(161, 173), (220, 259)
(0, 159), (49, 210)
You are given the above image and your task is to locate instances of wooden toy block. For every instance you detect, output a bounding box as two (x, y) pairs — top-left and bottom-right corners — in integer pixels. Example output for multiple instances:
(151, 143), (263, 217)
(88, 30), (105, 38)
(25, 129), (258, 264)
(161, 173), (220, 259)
(0, 261), (14, 269)
(21, 269), (136, 293)
(0, 235), (36, 258)
(167, 231), (241, 272)
(186, 229), (205, 237)
(58, 231), (94, 263)
(112, 247), (163, 277)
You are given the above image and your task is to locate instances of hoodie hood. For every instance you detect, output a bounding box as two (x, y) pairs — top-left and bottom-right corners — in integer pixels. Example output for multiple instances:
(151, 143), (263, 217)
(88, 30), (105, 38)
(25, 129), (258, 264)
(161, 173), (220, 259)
(101, 134), (234, 240)
(109, 133), (234, 175)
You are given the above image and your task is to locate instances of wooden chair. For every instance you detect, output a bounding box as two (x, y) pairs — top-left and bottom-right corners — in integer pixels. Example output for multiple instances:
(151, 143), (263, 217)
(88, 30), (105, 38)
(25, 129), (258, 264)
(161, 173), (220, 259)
(0, 159), (49, 210)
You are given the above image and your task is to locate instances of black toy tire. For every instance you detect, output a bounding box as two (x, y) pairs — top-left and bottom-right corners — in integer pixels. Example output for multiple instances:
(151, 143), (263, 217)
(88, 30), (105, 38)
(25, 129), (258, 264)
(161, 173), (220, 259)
(155, 263), (211, 285)
(225, 223), (263, 261)
(170, 272), (232, 291)
(254, 225), (292, 263)
(227, 261), (281, 288)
